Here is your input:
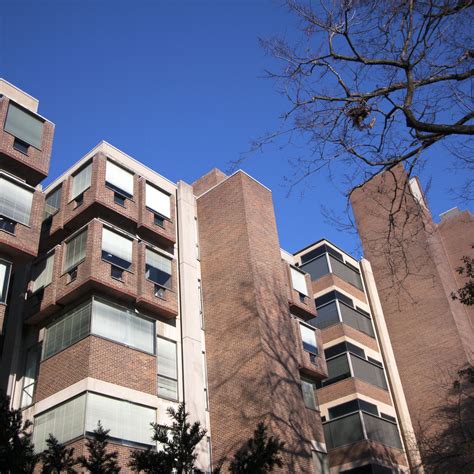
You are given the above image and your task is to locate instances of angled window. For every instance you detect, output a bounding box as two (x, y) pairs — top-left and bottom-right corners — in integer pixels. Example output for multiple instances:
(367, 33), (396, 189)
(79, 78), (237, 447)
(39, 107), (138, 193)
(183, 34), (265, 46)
(0, 259), (12, 303)
(44, 186), (61, 220)
(101, 227), (133, 270)
(290, 267), (308, 296)
(63, 229), (87, 272)
(146, 249), (172, 288)
(146, 183), (171, 219)
(105, 160), (134, 198)
(31, 253), (54, 293)
(42, 301), (92, 359)
(4, 102), (44, 150)
(157, 337), (178, 400)
(92, 299), (154, 354)
(85, 393), (155, 447)
(0, 176), (33, 226)
(300, 323), (318, 354)
(33, 394), (86, 453)
(70, 162), (92, 200)
(301, 378), (318, 410)
(21, 346), (40, 408)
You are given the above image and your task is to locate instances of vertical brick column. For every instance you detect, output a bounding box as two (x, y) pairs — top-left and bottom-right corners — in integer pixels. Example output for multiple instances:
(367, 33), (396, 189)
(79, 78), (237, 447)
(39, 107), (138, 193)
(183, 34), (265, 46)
(197, 172), (322, 472)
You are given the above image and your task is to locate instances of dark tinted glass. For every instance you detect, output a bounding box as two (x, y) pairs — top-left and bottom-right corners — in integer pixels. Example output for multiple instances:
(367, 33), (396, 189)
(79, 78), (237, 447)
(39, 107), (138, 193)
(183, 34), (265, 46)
(315, 290), (353, 308)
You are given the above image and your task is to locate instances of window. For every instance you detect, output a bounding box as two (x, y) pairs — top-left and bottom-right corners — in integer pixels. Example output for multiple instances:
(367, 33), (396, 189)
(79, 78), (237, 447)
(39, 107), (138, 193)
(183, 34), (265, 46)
(146, 183), (171, 219)
(105, 160), (134, 198)
(312, 450), (329, 474)
(324, 341), (365, 360)
(44, 186), (61, 220)
(198, 279), (204, 329)
(42, 301), (92, 359)
(91, 299), (154, 353)
(101, 227), (133, 271)
(42, 299), (155, 359)
(64, 229), (87, 272)
(300, 323), (318, 355)
(146, 249), (172, 289)
(86, 393), (155, 446)
(71, 162), (92, 200)
(328, 399), (378, 420)
(157, 337), (178, 400)
(301, 378), (318, 410)
(31, 253), (54, 293)
(33, 393), (155, 453)
(33, 394), (86, 453)
(4, 102), (44, 150)
(13, 138), (29, 154)
(0, 260), (12, 303)
(290, 267), (308, 296)
(21, 346), (39, 408)
(0, 176), (34, 226)
(202, 351), (209, 410)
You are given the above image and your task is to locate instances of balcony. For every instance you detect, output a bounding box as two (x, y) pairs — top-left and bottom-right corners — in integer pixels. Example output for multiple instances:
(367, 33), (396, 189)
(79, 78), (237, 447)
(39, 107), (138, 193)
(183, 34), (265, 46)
(0, 174), (45, 260)
(292, 318), (327, 380)
(320, 352), (388, 391)
(300, 247), (364, 292)
(310, 299), (375, 338)
(285, 263), (317, 320)
(40, 154), (176, 251)
(323, 411), (402, 450)
(26, 219), (178, 324)
(0, 96), (54, 186)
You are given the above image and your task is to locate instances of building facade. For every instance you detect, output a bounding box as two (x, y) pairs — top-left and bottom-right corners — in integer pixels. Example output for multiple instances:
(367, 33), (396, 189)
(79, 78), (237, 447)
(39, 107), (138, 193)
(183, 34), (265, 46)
(1, 80), (469, 473)
(351, 167), (474, 464)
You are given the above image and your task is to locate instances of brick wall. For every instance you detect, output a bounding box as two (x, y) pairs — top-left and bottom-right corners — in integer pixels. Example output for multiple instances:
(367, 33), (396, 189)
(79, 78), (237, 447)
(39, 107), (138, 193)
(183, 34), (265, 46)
(350, 165), (471, 439)
(0, 96), (54, 186)
(197, 171), (323, 472)
(35, 335), (156, 401)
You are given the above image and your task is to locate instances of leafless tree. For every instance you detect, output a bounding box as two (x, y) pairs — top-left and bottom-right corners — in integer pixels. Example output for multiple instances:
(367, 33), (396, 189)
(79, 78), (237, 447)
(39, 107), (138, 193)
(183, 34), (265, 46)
(246, 0), (473, 197)
(415, 365), (474, 473)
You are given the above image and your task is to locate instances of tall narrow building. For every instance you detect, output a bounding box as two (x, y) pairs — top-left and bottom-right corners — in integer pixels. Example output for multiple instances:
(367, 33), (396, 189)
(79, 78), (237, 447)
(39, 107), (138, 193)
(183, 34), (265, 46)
(351, 165), (474, 462)
(293, 240), (417, 472)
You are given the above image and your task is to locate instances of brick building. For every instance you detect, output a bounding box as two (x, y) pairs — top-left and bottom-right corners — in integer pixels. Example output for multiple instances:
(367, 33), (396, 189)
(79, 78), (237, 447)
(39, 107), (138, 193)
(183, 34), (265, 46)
(351, 167), (474, 463)
(0, 80), (470, 472)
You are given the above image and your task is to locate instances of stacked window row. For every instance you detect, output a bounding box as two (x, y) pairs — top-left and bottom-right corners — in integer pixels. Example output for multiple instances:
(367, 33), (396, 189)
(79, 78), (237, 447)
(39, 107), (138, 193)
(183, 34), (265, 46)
(45, 159), (172, 225)
(29, 297), (178, 402)
(33, 392), (156, 453)
(29, 225), (173, 292)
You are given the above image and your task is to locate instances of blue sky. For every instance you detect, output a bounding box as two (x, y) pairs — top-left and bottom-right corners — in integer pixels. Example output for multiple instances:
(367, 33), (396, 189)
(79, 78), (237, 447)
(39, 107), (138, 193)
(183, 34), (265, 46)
(1, 0), (471, 257)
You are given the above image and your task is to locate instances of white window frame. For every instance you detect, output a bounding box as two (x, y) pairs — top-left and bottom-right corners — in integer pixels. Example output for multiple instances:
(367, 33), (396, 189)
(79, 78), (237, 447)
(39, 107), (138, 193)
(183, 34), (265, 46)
(145, 183), (171, 219)
(105, 159), (134, 198)
(0, 259), (12, 304)
(291, 266), (309, 296)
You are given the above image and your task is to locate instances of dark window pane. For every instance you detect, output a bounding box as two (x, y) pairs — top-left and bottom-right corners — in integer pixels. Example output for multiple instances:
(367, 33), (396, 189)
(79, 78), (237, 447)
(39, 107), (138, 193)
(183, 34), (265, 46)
(380, 413), (396, 423)
(324, 342), (347, 359)
(328, 400), (359, 419)
(309, 301), (339, 330)
(300, 255), (329, 281)
(300, 245), (326, 264)
(4, 103), (44, 149)
(323, 354), (351, 387)
(110, 265), (124, 280)
(359, 399), (379, 416)
(329, 255), (364, 290)
(13, 138), (29, 154)
(0, 217), (16, 234)
(315, 290), (353, 308)
(113, 193), (126, 206)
